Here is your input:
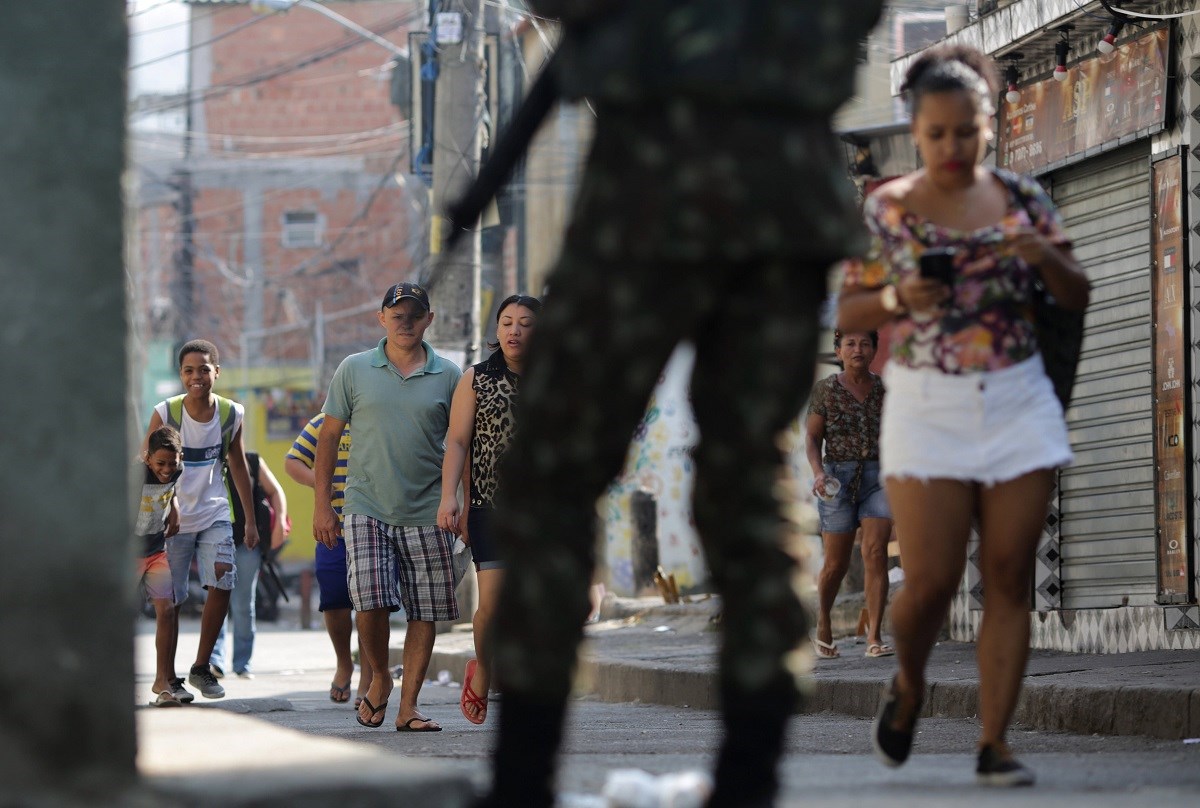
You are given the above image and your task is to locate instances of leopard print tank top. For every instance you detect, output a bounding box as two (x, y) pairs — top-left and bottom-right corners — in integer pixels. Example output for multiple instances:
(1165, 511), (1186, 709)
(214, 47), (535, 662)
(470, 351), (520, 507)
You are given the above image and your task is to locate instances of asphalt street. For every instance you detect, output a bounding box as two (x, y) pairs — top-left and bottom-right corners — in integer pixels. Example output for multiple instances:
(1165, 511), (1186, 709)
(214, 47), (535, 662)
(136, 615), (1200, 806)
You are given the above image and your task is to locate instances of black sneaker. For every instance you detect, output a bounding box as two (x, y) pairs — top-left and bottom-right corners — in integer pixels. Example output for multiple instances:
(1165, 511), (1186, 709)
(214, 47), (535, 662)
(169, 677), (195, 704)
(871, 676), (921, 768)
(188, 664), (226, 699)
(976, 745), (1035, 787)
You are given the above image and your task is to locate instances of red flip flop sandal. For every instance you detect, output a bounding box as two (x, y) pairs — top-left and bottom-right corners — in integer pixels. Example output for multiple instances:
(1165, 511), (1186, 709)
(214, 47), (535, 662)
(460, 658), (488, 725)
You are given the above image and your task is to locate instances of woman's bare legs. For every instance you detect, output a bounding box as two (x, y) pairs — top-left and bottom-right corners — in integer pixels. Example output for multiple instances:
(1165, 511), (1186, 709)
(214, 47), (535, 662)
(815, 530), (856, 648)
(465, 568), (503, 721)
(859, 517), (893, 647)
(975, 469), (1054, 754)
(884, 478), (974, 720)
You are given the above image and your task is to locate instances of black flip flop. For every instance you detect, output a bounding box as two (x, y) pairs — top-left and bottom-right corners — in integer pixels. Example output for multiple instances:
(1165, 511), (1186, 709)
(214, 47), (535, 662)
(329, 681), (352, 703)
(396, 716), (442, 732)
(356, 696), (387, 728)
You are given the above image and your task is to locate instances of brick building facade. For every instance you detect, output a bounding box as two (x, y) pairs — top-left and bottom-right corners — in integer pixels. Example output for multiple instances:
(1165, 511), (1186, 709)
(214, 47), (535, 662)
(131, 0), (425, 384)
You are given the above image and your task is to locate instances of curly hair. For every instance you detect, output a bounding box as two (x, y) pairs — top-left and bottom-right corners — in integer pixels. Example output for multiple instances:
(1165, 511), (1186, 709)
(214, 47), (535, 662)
(901, 44), (999, 118)
(177, 338), (219, 368)
(147, 424), (182, 456)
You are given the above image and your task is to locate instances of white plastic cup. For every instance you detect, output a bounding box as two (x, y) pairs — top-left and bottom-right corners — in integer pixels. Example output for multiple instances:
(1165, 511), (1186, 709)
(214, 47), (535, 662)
(819, 477), (841, 502)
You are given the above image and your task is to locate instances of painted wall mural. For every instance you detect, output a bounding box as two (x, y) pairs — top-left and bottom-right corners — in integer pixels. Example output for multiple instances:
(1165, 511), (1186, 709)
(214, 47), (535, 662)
(602, 345), (822, 596)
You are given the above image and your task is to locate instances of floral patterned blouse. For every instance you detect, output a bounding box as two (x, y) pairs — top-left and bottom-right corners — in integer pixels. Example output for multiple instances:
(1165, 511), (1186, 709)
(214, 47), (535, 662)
(808, 372), (884, 462)
(841, 168), (1071, 374)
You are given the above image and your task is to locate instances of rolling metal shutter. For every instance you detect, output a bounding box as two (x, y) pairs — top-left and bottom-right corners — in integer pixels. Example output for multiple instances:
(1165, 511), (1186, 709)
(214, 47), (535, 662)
(1052, 145), (1155, 609)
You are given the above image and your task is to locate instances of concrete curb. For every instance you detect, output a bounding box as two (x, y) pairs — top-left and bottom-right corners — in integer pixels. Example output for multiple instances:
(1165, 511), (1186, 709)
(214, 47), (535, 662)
(427, 648), (1200, 740)
(144, 765), (477, 808)
(138, 700), (476, 808)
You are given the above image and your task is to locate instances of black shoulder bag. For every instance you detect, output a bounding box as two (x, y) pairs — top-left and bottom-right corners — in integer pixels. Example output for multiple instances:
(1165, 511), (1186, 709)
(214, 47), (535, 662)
(1000, 172), (1086, 410)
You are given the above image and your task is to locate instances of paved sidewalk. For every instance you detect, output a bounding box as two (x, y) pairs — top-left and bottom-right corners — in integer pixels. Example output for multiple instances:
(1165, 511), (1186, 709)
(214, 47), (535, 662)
(134, 594), (1199, 805)
(135, 621), (477, 808)
(429, 596), (1200, 741)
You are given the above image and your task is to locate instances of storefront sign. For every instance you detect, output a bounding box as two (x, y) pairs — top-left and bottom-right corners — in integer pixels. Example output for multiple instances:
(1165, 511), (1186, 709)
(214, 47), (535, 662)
(1150, 151), (1191, 604)
(998, 28), (1168, 175)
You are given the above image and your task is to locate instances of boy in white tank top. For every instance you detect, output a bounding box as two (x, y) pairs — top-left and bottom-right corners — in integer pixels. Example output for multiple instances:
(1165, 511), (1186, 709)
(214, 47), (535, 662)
(142, 339), (259, 701)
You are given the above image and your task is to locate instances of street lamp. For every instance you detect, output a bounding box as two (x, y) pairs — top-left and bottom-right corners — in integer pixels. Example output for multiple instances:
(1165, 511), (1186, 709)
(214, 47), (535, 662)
(250, 0), (409, 58)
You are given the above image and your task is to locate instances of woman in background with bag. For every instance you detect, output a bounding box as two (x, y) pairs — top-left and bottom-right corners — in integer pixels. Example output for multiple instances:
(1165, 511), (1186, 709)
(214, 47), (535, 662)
(437, 294), (541, 726)
(837, 44), (1089, 786)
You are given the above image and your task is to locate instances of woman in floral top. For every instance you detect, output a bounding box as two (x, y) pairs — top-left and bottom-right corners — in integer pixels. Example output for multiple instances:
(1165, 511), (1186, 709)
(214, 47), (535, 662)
(838, 45), (1089, 786)
(806, 330), (894, 661)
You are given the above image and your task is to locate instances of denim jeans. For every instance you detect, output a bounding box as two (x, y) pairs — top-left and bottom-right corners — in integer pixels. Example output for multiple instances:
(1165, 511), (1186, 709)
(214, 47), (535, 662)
(210, 542), (261, 674)
(166, 521), (236, 604)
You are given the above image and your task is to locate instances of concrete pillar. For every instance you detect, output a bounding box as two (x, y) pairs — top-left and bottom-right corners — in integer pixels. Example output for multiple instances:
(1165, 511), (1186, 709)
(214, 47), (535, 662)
(0, 1), (135, 800)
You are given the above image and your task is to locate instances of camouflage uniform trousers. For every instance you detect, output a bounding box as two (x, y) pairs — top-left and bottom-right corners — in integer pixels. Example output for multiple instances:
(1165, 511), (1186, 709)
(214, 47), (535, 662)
(489, 227), (828, 713)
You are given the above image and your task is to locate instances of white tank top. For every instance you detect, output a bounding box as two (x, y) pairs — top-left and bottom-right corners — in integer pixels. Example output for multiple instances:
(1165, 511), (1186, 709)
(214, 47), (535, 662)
(154, 398), (244, 533)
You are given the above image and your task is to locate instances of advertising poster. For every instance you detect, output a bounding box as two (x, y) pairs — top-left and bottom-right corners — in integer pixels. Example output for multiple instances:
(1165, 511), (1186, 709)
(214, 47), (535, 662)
(998, 28), (1168, 175)
(1150, 152), (1191, 603)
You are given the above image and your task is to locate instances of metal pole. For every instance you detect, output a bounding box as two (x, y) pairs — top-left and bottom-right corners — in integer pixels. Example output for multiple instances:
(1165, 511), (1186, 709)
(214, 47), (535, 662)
(243, 183), (264, 363)
(427, 0), (484, 367)
(312, 299), (325, 391)
(172, 169), (196, 339)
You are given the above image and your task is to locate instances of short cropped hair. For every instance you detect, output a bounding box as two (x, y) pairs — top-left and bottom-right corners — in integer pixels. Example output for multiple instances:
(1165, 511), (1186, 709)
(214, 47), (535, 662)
(177, 339), (219, 368)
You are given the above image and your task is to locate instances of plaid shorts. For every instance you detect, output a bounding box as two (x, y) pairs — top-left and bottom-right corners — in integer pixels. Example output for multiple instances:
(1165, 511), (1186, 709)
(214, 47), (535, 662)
(343, 513), (459, 621)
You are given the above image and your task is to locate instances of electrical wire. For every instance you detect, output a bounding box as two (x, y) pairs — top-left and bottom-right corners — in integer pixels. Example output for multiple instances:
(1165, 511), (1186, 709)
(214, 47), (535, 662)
(130, 129), (408, 160)
(130, 13), (269, 70)
(1106, 4), (1200, 19)
(131, 121), (407, 145)
(131, 7), (424, 117)
(127, 0), (180, 18)
(130, 6), (217, 37)
(132, 142), (409, 225)
(280, 149), (411, 279)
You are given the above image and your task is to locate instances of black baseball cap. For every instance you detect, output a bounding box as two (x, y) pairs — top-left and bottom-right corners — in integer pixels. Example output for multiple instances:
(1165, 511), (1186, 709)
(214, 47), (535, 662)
(381, 282), (430, 312)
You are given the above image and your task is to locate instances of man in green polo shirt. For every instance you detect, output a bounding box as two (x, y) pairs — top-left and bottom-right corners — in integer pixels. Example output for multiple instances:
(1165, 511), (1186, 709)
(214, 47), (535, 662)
(314, 282), (462, 733)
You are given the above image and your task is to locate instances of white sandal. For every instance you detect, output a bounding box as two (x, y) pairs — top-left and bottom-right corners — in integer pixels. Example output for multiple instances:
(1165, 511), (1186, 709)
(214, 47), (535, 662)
(813, 639), (840, 659)
(151, 689), (182, 708)
(865, 642), (895, 658)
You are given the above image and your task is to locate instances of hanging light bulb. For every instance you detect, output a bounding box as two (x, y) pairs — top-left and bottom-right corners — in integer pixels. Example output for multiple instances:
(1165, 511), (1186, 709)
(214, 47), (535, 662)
(1053, 38), (1070, 82)
(1097, 19), (1125, 55)
(1004, 63), (1021, 104)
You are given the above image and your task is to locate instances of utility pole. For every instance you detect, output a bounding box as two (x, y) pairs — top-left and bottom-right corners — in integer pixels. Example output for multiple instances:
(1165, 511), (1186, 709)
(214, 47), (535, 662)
(173, 6), (198, 343)
(427, 0), (485, 367)
(171, 168), (196, 339)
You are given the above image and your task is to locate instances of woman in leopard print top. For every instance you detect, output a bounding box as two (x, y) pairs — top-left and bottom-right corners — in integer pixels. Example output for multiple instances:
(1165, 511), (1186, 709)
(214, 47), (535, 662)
(438, 294), (541, 726)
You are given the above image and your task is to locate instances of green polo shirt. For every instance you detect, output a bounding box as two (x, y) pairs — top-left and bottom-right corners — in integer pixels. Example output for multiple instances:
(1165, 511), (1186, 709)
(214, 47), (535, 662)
(322, 338), (462, 526)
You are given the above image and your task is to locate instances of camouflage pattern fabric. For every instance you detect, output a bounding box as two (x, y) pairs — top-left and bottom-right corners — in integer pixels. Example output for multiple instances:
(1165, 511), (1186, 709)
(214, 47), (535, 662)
(530, 0), (884, 115)
(487, 3), (881, 803)
(489, 103), (855, 709)
(490, 241), (825, 705)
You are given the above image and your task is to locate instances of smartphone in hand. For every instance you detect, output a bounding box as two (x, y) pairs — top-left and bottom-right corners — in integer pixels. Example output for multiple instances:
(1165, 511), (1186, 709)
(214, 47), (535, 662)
(919, 247), (956, 286)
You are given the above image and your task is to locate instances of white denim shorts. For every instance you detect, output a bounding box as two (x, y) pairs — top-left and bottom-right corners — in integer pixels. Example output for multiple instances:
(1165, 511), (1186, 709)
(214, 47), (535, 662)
(880, 353), (1072, 486)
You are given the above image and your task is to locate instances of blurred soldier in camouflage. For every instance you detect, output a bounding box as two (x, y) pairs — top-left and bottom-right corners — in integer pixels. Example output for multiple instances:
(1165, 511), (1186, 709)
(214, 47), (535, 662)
(482, 2), (883, 806)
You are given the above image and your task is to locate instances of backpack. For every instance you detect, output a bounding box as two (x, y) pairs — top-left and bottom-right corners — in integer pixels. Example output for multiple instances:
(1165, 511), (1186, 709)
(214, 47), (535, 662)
(164, 394), (238, 463)
(164, 393), (239, 520)
(230, 452), (278, 557)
